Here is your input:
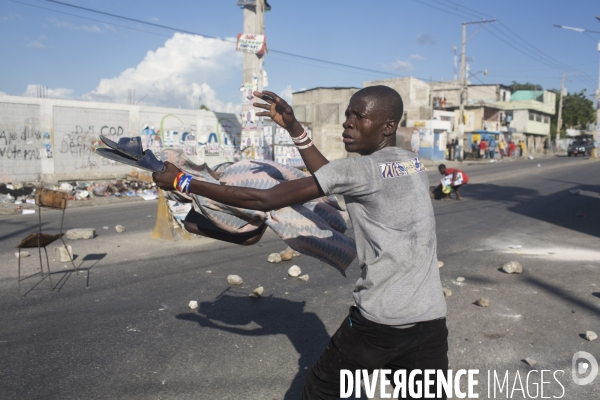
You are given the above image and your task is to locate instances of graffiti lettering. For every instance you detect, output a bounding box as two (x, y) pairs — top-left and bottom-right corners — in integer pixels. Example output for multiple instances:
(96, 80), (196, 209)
(0, 145), (41, 160)
(100, 126), (124, 137)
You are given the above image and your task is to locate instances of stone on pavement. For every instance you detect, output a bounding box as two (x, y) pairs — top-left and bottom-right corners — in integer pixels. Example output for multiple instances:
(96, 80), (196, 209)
(249, 286), (264, 297)
(292, 250), (301, 257)
(438, 261), (444, 268)
(298, 274), (309, 282)
(188, 301), (198, 310)
(267, 253), (282, 263)
(475, 297), (489, 307)
(524, 358), (537, 367)
(15, 251), (30, 258)
(54, 245), (73, 262)
(66, 228), (95, 240)
(288, 265), (301, 277)
(443, 288), (452, 297)
(502, 261), (523, 274)
(115, 225), (126, 233)
(280, 247), (294, 261)
(456, 277), (465, 282)
(585, 331), (598, 341)
(227, 275), (243, 285)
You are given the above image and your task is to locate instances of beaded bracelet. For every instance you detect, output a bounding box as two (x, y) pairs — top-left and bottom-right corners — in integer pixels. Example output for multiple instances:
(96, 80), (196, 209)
(291, 130), (309, 144)
(296, 140), (314, 150)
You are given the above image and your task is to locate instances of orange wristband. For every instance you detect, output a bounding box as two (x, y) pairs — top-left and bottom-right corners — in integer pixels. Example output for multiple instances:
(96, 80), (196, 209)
(173, 172), (184, 190)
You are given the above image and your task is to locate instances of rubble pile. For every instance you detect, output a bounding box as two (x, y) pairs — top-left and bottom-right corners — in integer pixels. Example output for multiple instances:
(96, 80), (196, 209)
(0, 175), (158, 206)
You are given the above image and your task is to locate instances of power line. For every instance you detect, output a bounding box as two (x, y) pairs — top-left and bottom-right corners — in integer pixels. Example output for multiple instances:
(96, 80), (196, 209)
(34, 0), (403, 78)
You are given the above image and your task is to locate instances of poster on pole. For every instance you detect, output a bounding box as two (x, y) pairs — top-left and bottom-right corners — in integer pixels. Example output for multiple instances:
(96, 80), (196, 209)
(236, 33), (267, 54)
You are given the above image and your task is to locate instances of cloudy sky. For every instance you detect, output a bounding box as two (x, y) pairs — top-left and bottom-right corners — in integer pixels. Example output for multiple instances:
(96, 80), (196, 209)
(1, 0), (599, 112)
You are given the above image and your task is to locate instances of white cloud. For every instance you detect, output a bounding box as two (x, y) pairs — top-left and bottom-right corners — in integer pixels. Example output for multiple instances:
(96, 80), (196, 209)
(22, 84), (74, 99)
(280, 85), (293, 104)
(83, 33), (241, 111)
(410, 54), (425, 61)
(150, 17), (160, 22)
(383, 60), (413, 72)
(47, 17), (103, 33)
(27, 35), (48, 49)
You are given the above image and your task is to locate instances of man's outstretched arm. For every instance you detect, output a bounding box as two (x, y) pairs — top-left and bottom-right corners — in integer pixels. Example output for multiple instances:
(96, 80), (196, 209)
(253, 90), (329, 174)
(153, 162), (324, 212)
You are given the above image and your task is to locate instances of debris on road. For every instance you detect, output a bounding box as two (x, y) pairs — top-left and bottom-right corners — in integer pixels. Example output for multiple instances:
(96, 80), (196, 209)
(288, 265), (301, 277)
(298, 274), (309, 282)
(443, 288), (452, 297)
(280, 247), (294, 261)
(585, 331), (598, 341)
(523, 358), (537, 367)
(267, 253), (282, 263)
(22, 209), (35, 215)
(66, 228), (95, 240)
(249, 286), (264, 298)
(569, 188), (581, 195)
(528, 155), (534, 160)
(115, 225), (126, 233)
(438, 261), (444, 268)
(15, 252), (29, 258)
(54, 245), (73, 262)
(508, 244), (522, 249)
(188, 301), (198, 310)
(293, 250), (301, 257)
(456, 277), (465, 282)
(227, 275), (243, 285)
(475, 298), (490, 307)
(502, 261), (523, 274)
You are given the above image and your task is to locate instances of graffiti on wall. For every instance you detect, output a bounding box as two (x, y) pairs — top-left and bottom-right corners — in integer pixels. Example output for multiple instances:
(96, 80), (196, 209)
(0, 118), (43, 161)
(58, 125), (125, 170)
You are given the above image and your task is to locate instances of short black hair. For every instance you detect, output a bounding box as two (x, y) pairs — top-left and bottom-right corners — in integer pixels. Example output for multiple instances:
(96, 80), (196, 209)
(354, 86), (404, 122)
(438, 164), (446, 171)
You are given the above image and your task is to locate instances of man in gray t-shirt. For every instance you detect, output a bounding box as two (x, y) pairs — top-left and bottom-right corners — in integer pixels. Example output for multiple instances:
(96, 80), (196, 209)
(153, 86), (449, 399)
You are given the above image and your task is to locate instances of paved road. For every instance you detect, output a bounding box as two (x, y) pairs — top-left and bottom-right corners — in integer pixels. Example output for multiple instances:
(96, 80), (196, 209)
(0, 156), (599, 399)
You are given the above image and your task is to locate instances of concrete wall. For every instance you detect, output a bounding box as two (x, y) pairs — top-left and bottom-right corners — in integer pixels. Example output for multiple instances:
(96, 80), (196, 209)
(0, 95), (242, 184)
(292, 87), (359, 160)
(364, 77), (430, 121)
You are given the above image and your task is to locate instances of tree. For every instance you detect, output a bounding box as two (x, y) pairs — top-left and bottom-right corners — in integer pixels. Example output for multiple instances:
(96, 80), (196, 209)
(508, 81), (543, 92)
(550, 89), (596, 139)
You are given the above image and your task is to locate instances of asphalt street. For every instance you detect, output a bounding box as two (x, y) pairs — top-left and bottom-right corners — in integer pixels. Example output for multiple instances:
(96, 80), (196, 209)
(0, 155), (599, 399)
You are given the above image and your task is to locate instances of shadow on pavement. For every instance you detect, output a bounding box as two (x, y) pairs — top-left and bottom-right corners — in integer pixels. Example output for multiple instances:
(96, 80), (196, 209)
(456, 183), (600, 239)
(176, 292), (330, 399)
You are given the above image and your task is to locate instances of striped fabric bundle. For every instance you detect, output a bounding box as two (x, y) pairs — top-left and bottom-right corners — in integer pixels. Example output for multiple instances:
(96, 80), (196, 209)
(162, 150), (357, 274)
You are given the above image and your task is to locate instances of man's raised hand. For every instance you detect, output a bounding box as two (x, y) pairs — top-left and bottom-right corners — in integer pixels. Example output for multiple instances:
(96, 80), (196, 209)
(253, 90), (304, 136)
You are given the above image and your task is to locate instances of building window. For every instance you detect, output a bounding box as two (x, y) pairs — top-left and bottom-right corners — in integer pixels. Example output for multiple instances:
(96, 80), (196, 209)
(529, 112), (535, 121)
(543, 116), (549, 124)
(535, 113), (541, 122)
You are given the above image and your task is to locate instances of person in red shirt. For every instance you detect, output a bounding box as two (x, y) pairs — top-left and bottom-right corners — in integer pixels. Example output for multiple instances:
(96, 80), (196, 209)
(434, 164), (469, 200)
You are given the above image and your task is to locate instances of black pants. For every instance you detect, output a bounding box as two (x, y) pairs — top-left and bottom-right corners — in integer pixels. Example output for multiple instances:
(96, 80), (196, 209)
(303, 307), (448, 400)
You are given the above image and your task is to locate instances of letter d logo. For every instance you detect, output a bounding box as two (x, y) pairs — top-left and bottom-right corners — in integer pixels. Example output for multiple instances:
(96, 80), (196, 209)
(572, 351), (598, 385)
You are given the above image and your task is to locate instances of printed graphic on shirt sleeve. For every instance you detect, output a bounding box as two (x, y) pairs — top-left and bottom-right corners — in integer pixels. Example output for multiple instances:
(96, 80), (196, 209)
(378, 157), (425, 179)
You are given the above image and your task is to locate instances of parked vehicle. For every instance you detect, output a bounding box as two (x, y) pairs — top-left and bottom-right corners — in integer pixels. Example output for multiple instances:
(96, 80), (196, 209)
(567, 139), (594, 156)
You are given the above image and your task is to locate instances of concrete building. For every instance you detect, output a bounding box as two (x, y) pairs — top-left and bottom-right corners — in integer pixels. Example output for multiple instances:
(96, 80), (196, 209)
(364, 77), (431, 122)
(291, 87), (360, 161)
(0, 94), (242, 183)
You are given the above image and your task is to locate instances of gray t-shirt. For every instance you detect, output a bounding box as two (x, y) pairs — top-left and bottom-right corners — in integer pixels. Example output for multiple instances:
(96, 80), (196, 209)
(314, 146), (447, 326)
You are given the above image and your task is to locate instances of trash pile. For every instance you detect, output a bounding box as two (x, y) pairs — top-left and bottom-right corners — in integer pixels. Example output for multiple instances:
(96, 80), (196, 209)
(0, 172), (158, 205)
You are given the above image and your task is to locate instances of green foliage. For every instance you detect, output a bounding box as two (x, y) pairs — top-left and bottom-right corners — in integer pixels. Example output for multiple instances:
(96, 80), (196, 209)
(550, 90), (596, 139)
(508, 81), (543, 92)
(200, 104), (210, 111)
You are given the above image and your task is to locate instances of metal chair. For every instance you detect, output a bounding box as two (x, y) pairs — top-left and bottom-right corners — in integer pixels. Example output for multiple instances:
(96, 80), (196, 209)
(16, 188), (79, 292)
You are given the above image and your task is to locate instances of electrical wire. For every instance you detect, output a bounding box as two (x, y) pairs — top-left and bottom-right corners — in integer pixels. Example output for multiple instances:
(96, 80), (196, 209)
(28, 0), (403, 78)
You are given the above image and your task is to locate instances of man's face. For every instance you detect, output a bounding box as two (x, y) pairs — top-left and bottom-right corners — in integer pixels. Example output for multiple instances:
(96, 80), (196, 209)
(342, 94), (389, 155)
(439, 167), (446, 175)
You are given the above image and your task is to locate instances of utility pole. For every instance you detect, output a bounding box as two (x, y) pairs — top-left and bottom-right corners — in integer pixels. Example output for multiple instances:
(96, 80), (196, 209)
(241, 0), (265, 90)
(556, 72), (566, 142)
(457, 19), (495, 160)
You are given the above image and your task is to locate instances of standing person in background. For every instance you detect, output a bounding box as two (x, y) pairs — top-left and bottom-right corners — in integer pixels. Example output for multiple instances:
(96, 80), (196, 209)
(498, 140), (505, 158)
(479, 139), (486, 159)
(411, 128), (420, 156)
(519, 140), (525, 157)
(508, 141), (517, 157)
(454, 138), (461, 161)
(472, 141), (479, 159)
